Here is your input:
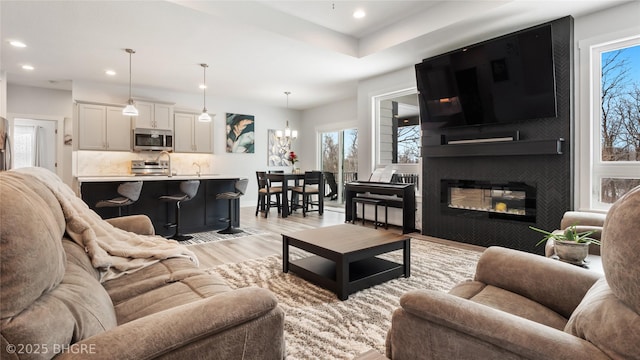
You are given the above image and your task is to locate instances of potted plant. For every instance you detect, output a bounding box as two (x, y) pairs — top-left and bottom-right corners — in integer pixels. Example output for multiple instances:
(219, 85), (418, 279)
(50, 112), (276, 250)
(529, 225), (601, 265)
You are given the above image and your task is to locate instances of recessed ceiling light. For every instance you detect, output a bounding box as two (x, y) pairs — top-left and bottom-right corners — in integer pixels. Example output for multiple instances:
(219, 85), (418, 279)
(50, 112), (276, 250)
(10, 40), (26, 48)
(22, 65), (34, 71)
(353, 9), (366, 19)
(199, 84), (207, 89)
(105, 70), (116, 76)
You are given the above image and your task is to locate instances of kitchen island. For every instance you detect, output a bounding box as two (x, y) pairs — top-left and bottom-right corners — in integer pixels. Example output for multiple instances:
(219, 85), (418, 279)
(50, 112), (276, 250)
(77, 174), (244, 237)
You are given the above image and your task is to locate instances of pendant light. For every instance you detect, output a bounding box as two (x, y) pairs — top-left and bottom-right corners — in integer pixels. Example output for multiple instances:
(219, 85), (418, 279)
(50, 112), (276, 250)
(198, 63), (212, 122)
(276, 91), (297, 140)
(122, 48), (139, 116)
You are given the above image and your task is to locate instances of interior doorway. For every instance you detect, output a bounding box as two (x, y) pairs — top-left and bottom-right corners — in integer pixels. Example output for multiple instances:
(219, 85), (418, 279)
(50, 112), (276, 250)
(12, 117), (58, 173)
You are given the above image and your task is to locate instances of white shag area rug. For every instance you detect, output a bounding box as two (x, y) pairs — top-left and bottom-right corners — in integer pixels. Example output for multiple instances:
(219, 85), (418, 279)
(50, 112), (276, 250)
(207, 239), (482, 359)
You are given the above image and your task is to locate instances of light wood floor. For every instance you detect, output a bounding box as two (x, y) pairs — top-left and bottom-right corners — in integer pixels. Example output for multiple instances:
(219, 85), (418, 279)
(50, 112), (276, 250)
(188, 205), (485, 269)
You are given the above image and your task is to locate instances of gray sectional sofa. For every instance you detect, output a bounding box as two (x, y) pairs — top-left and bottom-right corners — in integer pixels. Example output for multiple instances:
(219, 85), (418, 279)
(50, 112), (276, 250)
(0, 168), (285, 359)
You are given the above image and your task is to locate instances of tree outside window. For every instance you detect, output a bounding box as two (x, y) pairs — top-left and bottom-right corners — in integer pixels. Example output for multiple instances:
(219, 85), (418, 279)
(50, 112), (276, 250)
(321, 129), (358, 201)
(396, 122), (420, 164)
(599, 43), (640, 204)
(321, 132), (339, 174)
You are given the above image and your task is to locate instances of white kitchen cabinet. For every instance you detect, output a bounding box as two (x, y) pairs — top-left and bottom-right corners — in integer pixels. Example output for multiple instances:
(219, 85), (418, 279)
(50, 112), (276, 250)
(133, 101), (173, 130)
(78, 104), (106, 150)
(134, 102), (153, 128)
(78, 103), (132, 151)
(173, 113), (194, 153)
(105, 107), (133, 150)
(174, 112), (212, 153)
(193, 118), (213, 153)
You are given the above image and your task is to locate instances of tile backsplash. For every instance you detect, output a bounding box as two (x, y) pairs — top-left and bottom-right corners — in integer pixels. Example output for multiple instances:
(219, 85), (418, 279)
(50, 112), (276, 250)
(76, 151), (214, 176)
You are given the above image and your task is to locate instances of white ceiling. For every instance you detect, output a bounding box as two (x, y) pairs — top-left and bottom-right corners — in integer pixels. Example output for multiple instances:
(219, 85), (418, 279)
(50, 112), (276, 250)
(0, 0), (630, 110)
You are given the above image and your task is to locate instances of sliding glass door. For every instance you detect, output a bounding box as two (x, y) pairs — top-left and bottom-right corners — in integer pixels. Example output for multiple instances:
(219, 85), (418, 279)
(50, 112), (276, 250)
(320, 128), (358, 204)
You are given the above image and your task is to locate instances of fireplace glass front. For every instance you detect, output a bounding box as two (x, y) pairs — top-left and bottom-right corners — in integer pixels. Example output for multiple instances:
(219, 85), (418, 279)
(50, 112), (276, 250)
(442, 180), (536, 222)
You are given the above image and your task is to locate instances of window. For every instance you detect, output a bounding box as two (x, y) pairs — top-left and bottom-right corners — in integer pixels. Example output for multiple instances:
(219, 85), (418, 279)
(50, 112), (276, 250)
(373, 89), (421, 195)
(396, 113), (420, 164)
(13, 124), (36, 168)
(591, 38), (640, 208)
(376, 92), (420, 165)
(320, 129), (358, 203)
(11, 117), (59, 173)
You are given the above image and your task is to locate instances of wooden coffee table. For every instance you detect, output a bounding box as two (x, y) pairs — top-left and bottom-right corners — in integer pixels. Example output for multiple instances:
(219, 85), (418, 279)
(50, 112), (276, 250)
(282, 224), (410, 300)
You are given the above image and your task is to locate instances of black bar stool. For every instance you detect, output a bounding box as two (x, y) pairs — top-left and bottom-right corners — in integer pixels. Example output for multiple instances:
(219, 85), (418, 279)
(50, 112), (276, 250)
(159, 180), (200, 241)
(217, 178), (249, 234)
(96, 181), (143, 217)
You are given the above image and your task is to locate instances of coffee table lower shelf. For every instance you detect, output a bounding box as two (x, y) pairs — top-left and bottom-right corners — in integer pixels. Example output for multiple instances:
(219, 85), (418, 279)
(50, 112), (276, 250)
(288, 256), (405, 299)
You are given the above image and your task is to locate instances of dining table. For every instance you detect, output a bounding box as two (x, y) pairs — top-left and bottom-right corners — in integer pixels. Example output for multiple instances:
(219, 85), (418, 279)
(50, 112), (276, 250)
(265, 172), (306, 218)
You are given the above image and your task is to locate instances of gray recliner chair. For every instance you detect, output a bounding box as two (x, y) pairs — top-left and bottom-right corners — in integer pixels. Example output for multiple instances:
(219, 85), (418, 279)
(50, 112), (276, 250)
(386, 186), (640, 359)
(545, 210), (607, 257)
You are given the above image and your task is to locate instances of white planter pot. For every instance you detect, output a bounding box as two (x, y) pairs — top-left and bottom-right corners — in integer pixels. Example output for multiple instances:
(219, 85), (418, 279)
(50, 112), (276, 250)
(554, 240), (590, 265)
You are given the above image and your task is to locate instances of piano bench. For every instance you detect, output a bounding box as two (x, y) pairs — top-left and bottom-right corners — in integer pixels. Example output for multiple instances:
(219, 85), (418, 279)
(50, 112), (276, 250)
(352, 197), (388, 229)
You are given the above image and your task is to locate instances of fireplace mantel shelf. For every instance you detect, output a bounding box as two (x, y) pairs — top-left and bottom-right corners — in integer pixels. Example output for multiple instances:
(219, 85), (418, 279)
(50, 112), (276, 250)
(423, 138), (564, 158)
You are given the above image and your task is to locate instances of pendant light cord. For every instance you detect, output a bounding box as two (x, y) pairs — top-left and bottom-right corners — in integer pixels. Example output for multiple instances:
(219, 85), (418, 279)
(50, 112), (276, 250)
(198, 63), (211, 122)
(202, 64), (207, 111)
(126, 48), (135, 102)
(128, 51), (132, 99)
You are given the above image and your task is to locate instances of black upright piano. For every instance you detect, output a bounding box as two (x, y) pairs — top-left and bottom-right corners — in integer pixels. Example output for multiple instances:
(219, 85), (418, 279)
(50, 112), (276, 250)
(344, 181), (416, 234)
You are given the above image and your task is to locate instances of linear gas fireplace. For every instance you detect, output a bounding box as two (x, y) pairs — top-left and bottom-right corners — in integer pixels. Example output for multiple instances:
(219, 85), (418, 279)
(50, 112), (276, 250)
(441, 180), (536, 222)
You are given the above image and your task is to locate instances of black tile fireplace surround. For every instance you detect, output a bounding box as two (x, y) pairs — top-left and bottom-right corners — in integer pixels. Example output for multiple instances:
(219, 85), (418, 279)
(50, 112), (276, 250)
(420, 16), (574, 254)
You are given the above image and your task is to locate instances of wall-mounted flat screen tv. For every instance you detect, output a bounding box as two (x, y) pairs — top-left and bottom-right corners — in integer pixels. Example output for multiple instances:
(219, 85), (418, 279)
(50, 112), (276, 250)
(416, 23), (557, 129)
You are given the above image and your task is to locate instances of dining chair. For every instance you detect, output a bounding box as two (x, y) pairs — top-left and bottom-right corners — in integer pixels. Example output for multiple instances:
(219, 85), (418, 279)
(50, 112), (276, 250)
(256, 171), (283, 218)
(323, 171), (338, 200)
(290, 171), (324, 217)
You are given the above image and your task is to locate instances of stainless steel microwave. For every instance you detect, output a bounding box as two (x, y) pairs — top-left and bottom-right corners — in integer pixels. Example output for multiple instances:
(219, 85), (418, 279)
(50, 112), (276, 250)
(133, 128), (173, 151)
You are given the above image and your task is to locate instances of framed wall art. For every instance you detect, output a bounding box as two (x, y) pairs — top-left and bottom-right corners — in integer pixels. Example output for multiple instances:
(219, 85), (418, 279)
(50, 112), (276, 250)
(267, 129), (292, 166)
(225, 113), (255, 153)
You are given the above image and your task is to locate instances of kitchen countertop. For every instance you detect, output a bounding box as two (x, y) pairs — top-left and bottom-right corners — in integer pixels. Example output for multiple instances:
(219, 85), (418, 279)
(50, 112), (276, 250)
(77, 174), (242, 182)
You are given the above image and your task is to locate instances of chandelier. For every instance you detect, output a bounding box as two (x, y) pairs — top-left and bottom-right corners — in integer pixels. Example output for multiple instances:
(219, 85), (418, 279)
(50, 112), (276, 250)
(276, 91), (297, 141)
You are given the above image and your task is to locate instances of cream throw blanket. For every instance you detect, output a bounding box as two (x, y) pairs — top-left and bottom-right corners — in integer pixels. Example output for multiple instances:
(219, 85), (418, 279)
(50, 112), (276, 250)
(17, 167), (199, 282)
